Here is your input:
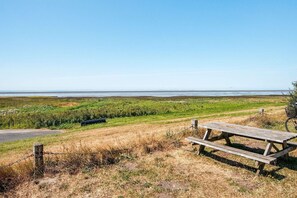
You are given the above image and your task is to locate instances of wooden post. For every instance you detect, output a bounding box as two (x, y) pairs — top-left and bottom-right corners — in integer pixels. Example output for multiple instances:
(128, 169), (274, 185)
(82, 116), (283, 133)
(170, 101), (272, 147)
(192, 119), (198, 135)
(33, 143), (44, 178)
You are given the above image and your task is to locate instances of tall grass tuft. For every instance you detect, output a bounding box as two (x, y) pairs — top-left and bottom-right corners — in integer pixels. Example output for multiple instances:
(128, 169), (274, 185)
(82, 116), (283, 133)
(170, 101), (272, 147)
(0, 160), (33, 193)
(236, 112), (287, 131)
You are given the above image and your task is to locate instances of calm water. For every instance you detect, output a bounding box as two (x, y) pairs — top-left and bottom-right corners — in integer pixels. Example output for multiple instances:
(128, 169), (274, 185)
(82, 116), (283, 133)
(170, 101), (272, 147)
(0, 90), (289, 97)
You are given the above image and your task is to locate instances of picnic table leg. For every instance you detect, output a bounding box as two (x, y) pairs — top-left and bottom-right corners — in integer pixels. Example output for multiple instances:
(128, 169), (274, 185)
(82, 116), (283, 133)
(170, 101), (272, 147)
(272, 143), (280, 152)
(256, 142), (273, 175)
(197, 128), (212, 155)
(282, 141), (289, 159)
(222, 132), (232, 146)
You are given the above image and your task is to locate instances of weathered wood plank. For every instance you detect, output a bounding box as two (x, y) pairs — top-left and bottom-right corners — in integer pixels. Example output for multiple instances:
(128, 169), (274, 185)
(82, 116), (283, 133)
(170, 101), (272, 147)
(186, 136), (277, 165)
(288, 141), (297, 147)
(269, 146), (296, 158)
(256, 163), (265, 175)
(209, 133), (234, 142)
(200, 122), (297, 143)
(283, 141), (289, 159)
(263, 143), (273, 156)
(197, 129), (212, 154)
(256, 142), (273, 175)
(223, 132), (232, 146)
(271, 143), (280, 152)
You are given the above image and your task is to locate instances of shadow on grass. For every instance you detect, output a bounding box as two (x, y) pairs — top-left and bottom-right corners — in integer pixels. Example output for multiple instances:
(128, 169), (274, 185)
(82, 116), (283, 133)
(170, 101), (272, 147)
(199, 143), (297, 180)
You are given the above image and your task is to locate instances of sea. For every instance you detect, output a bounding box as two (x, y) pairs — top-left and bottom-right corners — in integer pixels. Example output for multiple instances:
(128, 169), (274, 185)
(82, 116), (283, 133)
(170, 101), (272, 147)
(0, 90), (290, 97)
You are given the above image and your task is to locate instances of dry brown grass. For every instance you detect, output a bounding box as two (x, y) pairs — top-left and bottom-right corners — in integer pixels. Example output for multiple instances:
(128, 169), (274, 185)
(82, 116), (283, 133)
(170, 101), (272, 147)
(0, 160), (33, 192)
(0, 128), (194, 194)
(7, 146), (297, 198)
(234, 109), (288, 132)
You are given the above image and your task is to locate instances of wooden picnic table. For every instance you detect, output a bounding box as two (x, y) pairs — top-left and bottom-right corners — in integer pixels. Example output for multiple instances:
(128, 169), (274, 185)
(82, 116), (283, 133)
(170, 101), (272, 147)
(186, 122), (297, 175)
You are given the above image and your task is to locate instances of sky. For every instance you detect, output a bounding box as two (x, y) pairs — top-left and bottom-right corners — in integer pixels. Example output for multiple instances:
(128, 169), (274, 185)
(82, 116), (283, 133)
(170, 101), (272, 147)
(0, 0), (296, 91)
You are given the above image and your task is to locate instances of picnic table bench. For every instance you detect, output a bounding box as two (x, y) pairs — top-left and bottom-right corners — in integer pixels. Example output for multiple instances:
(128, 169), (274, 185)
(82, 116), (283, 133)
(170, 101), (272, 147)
(186, 122), (297, 175)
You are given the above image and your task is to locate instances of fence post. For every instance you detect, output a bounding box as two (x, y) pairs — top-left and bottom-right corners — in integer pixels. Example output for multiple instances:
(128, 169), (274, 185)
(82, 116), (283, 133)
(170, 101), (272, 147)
(33, 143), (44, 178)
(191, 119), (198, 135)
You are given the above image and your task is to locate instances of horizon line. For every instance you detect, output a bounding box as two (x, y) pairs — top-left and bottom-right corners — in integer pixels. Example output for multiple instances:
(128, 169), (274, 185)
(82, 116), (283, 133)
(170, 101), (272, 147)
(0, 89), (290, 94)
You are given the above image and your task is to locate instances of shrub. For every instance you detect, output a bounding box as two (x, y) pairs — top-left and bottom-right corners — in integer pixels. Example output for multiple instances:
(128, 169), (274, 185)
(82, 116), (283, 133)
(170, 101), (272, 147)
(287, 81), (297, 117)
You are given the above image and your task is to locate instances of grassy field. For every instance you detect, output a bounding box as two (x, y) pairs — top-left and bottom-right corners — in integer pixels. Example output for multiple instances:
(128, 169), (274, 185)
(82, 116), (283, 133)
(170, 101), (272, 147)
(2, 107), (297, 197)
(2, 95), (297, 197)
(0, 96), (286, 156)
(0, 96), (286, 130)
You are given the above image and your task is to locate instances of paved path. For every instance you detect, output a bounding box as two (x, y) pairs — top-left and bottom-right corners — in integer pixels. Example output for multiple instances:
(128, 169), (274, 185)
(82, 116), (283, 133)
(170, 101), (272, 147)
(0, 129), (61, 143)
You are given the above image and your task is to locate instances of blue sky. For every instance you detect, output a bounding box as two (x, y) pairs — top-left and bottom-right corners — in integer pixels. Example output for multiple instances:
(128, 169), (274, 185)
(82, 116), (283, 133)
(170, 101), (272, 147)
(0, 0), (296, 91)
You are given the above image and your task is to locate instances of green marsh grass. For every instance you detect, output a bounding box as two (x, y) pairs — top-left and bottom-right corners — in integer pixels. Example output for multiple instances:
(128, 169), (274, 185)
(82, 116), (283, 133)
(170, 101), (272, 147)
(0, 96), (286, 129)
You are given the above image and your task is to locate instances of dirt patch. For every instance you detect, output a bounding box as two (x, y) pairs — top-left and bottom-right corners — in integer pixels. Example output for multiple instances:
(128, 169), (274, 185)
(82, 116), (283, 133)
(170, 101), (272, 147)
(158, 181), (188, 191)
(36, 177), (57, 190)
(121, 162), (138, 171)
(230, 177), (260, 192)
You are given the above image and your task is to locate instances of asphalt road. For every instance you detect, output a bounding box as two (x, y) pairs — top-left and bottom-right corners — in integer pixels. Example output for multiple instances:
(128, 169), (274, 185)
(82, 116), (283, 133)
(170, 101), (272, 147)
(0, 129), (61, 143)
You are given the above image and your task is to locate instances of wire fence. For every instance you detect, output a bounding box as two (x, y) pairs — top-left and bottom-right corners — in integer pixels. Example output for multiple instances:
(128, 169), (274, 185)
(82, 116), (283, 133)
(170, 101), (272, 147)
(44, 151), (105, 155)
(0, 153), (33, 169)
(0, 151), (104, 169)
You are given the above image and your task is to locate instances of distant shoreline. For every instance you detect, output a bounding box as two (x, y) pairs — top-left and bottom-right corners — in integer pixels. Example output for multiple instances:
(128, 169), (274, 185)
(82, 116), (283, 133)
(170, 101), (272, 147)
(0, 90), (289, 94)
(0, 90), (289, 97)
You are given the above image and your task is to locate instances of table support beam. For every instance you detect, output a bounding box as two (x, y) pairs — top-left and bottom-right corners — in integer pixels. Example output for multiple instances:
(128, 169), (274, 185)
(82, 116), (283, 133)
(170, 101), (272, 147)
(269, 146), (296, 159)
(197, 128), (212, 155)
(256, 142), (273, 175)
(283, 141), (289, 159)
(272, 143), (280, 152)
(223, 132), (232, 146)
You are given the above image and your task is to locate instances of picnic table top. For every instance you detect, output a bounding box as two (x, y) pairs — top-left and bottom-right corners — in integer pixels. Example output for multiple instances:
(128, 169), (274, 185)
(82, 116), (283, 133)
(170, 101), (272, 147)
(200, 122), (297, 143)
